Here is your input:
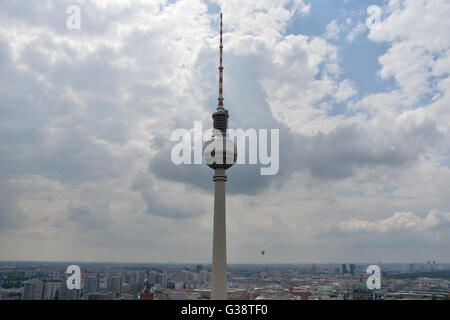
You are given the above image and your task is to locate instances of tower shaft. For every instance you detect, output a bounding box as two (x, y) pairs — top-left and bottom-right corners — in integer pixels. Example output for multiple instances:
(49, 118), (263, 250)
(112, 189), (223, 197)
(211, 168), (227, 300)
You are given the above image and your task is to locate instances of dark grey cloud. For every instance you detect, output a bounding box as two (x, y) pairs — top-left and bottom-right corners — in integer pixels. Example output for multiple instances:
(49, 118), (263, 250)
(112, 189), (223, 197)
(148, 103), (443, 196)
(132, 173), (207, 219)
(294, 117), (444, 181)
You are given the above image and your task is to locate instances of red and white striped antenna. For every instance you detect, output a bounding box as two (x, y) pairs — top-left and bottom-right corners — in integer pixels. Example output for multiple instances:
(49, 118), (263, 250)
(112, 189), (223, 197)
(211, 12), (229, 133)
(218, 12), (224, 110)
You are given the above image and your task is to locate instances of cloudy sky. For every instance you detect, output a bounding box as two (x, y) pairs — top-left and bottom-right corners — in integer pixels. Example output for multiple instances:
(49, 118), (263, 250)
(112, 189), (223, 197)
(1, 0), (450, 264)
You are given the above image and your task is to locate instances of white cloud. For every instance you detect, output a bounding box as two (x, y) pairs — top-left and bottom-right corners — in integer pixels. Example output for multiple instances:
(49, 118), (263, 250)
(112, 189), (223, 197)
(295, 0), (311, 16)
(337, 209), (450, 233)
(346, 22), (366, 43)
(365, 0), (450, 110)
(325, 20), (340, 40)
(369, 0), (450, 51)
(334, 79), (357, 102)
(261, 35), (344, 135)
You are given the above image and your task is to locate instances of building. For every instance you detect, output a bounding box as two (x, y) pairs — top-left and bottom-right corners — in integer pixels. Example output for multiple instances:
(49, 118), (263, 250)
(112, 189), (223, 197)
(23, 279), (44, 300)
(156, 272), (167, 288)
(408, 263), (418, 272)
(175, 282), (184, 290)
(134, 270), (145, 291)
(84, 276), (99, 294)
(350, 264), (357, 276)
(107, 275), (122, 295)
(139, 290), (154, 300)
(352, 278), (380, 300)
(318, 286), (341, 300)
(42, 281), (59, 300)
(59, 277), (81, 300)
(342, 264), (348, 274)
(199, 270), (211, 287)
(0, 289), (22, 300)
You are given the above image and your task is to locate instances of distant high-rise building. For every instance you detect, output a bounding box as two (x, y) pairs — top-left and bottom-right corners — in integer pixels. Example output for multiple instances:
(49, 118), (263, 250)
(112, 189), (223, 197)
(342, 264), (348, 274)
(408, 263), (417, 272)
(107, 276), (122, 295)
(84, 276), (99, 294)
(42, 282), (59, 300)
(148, 271), (156, 284)
(23, 279), (44, 300)
(135, 270), (145, 291)
(175, 282), (184, 290)
(350, 264), (356, 276)
(59, 277), (80, 300)
(149, 270), (167, 288)
(199, 270), (211, 287)
(311, 264), (317, 274)
(156, 272), (167, 288)
(196, 265), (203, 274)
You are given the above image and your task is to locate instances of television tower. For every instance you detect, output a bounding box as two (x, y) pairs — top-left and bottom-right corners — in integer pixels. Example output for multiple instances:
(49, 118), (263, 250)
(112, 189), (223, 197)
(203, 13), (237, 300)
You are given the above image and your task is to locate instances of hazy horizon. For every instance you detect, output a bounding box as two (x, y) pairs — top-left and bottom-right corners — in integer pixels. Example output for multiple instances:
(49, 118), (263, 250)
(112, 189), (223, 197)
(2, 260), (450, 266)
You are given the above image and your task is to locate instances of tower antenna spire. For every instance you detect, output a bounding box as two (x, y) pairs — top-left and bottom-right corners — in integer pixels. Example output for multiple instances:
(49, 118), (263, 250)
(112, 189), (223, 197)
(218, 12), (224, 110)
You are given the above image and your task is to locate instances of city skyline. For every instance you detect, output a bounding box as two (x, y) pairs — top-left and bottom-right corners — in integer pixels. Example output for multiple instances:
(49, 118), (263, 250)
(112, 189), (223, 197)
(2, 259), (450, 265)
(2, 260), (449, 300)
(1, 0), (450, 265)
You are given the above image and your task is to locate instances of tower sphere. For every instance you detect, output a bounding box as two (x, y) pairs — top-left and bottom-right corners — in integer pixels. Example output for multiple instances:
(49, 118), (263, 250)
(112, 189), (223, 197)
(203, 129), (237, 170)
